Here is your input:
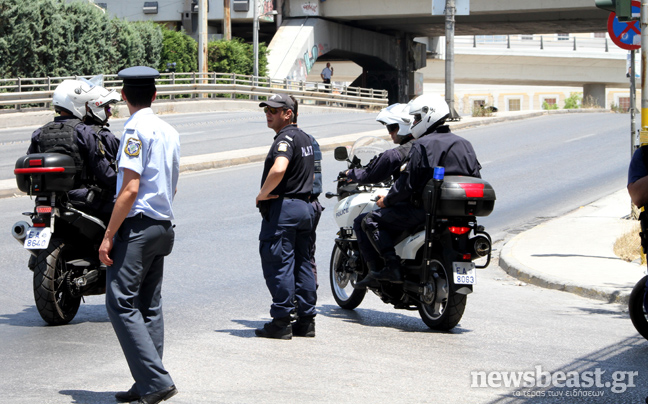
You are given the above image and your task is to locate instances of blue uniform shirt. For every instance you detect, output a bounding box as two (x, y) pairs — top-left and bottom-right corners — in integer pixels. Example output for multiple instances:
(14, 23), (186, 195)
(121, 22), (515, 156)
(117, 108), (180, 220)
(628, 147), (648, 185)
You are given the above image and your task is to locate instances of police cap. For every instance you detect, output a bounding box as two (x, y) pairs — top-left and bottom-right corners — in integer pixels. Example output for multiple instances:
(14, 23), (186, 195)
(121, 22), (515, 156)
(259, 93), (295, 113)
(118, 66), (160, 87)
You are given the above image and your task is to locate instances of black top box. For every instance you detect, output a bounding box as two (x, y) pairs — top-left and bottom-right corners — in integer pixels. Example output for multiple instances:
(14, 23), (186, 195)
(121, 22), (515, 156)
(15, 153), (77, 195)
(423, 175), (496, 217)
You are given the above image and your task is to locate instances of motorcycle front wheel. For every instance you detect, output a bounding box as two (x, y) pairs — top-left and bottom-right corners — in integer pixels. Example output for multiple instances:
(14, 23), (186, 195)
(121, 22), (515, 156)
(418, 257), (467, 331)
(330, 244), (366, 310)
(628, 275), (648, 340)
(33, 239), (81, 325)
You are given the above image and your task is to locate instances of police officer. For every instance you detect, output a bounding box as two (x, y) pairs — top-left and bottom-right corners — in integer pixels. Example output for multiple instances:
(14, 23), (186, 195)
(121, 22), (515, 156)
(357, 94), (481, 286)
(99, 66), (180, 404)
(256, 93), (317, 340)
(340, 103), (413, 185)
(28, 78), (118, 221)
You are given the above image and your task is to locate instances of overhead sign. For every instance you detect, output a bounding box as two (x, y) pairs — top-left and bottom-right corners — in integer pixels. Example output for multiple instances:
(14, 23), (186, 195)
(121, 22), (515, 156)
(608, 1), (641, 50)
(432, 0), (469, 16)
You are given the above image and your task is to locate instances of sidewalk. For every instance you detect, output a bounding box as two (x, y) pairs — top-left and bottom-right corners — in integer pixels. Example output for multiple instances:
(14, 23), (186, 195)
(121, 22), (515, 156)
(499, 189), (645, 305)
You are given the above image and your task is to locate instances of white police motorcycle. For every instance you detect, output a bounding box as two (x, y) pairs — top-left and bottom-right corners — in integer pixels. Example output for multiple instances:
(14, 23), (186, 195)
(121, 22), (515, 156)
(326, 137), (496, 330)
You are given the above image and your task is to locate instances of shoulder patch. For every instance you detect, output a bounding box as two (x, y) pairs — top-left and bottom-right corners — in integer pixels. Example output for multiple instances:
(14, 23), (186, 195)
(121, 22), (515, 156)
(277, 141), (289, 153)
(125, 137), (142, 157)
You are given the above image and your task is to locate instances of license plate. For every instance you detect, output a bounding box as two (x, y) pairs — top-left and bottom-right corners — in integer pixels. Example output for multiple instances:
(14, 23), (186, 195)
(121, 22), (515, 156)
(453, 262), (476, 285)
(23, 227), (52, 249)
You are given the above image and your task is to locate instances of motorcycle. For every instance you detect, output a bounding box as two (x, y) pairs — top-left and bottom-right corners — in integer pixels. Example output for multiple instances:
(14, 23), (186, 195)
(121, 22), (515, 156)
(326, 136), (496, 331)
(629, 272), (648, 340)
(11, 152), (108, 325)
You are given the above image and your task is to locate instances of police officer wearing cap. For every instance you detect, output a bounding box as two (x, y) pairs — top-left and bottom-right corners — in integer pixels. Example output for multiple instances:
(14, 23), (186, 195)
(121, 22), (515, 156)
(255, 93), (317, 340)
(99, 66), (181, 404)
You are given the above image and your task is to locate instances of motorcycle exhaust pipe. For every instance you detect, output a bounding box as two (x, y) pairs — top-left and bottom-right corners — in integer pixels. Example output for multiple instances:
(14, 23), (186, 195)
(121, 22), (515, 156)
(471, 234), (491, 258)
(11, 221), (31, 246)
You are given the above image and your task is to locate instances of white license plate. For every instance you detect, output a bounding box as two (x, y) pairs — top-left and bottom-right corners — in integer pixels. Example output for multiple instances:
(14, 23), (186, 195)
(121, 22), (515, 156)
(23, 227), (52, 249)
(453, 262), (476, 285)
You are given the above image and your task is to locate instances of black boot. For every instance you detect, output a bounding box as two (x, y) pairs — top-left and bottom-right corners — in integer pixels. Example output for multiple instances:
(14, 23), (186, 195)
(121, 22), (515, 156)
(255, 316), (292, 339)
(375, 254), (402, 283)
(293, 315), (316, 337)
(354, 261), (381, 289)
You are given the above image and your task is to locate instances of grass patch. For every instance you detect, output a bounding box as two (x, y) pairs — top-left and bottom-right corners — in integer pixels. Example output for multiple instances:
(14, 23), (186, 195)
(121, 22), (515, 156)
(614, 221), (642, 263)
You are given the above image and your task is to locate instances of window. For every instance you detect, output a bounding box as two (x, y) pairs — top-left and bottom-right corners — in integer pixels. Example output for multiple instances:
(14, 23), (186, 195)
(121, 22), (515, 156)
(520, 35), (534, 41)
(143, 2), (158, 14)
(556, 33), (569, 41)
(508, 98), (521, 112)
(594, 32), (606, 38)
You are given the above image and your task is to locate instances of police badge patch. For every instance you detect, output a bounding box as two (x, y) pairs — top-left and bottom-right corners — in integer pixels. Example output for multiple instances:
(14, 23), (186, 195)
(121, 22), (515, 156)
(125, 137), (142, 157)
(277, 141), (289, 152)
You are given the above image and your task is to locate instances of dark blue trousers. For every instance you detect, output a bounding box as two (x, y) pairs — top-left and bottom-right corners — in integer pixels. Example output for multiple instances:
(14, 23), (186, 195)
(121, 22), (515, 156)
(259, 197), (316, 319)
(106, 216), (175, 396)
(355, 202), (425, 264)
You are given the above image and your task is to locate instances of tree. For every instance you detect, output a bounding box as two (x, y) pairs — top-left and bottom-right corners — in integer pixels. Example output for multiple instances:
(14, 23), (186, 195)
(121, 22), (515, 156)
(159, 26), (197, 73)
(208, 38), (268, 76)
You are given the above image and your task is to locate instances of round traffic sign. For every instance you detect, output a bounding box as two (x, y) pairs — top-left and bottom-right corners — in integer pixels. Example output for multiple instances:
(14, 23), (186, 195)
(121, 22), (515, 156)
(608, 1), (641, 51)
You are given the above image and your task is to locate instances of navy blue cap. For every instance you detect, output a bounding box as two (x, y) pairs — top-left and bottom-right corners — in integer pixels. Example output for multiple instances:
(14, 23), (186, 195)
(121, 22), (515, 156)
(259, 93), (295, 112)
(118, 66), (160, 87)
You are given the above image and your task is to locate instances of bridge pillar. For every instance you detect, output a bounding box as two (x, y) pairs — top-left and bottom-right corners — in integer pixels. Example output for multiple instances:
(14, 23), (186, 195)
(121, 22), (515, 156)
(583, 83), (606, 108)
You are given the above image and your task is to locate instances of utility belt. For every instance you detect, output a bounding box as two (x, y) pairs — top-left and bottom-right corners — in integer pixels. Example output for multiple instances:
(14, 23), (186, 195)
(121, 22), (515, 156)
(284, 193), (311, 202)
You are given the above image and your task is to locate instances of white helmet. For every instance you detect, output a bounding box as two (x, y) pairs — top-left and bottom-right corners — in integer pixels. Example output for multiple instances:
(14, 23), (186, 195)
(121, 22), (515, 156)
(408, 94), (450, 139)
(52, 78), (104, 120)
(86, 86), (121, 125)
(376, 103), (411, 137)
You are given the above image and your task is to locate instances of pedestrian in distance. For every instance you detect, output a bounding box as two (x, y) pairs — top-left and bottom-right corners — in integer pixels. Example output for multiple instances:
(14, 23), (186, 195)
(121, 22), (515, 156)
(99, 66), (181, 404)
(256, 93), (317, 340)
(320, 62), (334, 93)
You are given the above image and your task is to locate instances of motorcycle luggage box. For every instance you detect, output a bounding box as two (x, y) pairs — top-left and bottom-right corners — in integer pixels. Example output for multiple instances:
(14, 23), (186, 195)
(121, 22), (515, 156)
(423, 175), (496, 217)
(14, 153), (77, 195)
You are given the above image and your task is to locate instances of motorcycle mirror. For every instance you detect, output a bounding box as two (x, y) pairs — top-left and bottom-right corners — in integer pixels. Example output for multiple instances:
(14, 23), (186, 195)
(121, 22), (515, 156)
(334, 146), (348, 161)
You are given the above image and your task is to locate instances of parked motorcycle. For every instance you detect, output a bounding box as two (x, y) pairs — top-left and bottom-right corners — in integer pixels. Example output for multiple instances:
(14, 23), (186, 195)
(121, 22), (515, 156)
(11, 153), (107, 325)
(326, 137), (496, 331)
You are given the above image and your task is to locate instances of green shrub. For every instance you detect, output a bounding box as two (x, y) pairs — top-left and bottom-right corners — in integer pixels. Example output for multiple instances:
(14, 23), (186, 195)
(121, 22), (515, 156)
(542, 101), (559, 110)
(563, 92), (582, 109)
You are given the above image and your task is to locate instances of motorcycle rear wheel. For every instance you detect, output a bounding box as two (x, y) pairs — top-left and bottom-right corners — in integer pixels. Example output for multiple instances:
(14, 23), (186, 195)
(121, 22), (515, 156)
(33, 239), (81, 325)
(628, 275), (648, 340)
(418, 257), (467, 331)
(330, 244), (366, 310)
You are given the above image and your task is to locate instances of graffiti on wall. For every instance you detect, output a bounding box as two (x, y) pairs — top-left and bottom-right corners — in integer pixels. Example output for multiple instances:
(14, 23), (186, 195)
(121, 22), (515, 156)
(286, 42), (328, 82)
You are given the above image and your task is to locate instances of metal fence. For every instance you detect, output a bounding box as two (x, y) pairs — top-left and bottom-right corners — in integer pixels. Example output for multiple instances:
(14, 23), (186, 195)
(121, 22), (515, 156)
(0, 72), (389, 111)
(454, 35), (621, 54)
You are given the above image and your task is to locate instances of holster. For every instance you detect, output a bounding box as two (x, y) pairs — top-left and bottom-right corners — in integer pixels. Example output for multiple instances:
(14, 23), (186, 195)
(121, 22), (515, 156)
(258, 200), (271, 221)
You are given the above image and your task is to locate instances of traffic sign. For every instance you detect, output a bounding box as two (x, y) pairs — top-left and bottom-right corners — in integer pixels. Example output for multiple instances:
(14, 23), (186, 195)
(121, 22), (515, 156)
(608, 0), (641, 50)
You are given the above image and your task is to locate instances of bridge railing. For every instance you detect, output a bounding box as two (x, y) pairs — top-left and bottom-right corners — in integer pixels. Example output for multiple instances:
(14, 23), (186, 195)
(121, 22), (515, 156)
(455, 35), (622, 54)
(0, 72), (389, 111)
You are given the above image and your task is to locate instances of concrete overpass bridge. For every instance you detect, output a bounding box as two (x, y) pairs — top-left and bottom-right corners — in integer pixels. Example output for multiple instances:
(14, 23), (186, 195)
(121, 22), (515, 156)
(91, 0), (618, 104)
(266, 0), (615, 104)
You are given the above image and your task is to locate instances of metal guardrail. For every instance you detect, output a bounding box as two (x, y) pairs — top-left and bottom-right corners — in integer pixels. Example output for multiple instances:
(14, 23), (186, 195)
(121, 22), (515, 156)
(0, 72), (389, 111)
(454, 35), (621, 54)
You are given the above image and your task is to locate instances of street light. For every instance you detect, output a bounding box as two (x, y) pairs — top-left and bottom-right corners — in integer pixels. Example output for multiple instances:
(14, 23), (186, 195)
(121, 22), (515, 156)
(252, 0), (277, 80)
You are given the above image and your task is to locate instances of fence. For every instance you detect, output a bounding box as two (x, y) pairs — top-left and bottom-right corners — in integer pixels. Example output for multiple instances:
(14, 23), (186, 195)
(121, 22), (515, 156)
(454, 35), (621, 54)
(0, 72), (389, 111)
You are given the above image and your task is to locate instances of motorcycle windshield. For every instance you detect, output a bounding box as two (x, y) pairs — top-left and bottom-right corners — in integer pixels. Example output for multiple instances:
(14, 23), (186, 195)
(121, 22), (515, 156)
(349, 136), (392, 166)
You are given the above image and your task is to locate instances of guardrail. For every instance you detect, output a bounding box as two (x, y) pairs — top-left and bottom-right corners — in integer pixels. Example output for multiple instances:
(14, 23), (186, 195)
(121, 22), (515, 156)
(454, 35), (621, 54)
(0, 72), (389, 111)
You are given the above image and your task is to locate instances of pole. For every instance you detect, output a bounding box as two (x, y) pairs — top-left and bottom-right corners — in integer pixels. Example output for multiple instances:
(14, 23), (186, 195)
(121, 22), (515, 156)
(252, 0), (259, 100)
(445, 0), (460, 121)
(224, 0), (231, 41)
(198, 0), (208, 87)
(641, 0), (648, 146)
(631, 50), (637, 153)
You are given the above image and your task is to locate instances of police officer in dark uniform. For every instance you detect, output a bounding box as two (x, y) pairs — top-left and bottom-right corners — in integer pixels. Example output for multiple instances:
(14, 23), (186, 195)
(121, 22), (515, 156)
(99, 66), (180, 404)
(256, 93), (317, 340)
(28, 79), (118, 222)
(357, 94), (481, 286)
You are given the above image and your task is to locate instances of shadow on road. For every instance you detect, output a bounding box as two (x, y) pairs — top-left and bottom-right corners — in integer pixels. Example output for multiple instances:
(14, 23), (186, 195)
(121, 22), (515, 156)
(59, 389), (117, 404)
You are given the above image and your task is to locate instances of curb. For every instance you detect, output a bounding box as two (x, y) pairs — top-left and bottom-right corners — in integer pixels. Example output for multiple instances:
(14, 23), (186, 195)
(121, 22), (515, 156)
(499, 228), (632, 305)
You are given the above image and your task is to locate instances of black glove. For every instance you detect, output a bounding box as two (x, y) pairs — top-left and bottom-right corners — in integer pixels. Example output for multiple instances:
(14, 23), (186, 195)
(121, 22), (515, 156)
(338, 170), (348, 179)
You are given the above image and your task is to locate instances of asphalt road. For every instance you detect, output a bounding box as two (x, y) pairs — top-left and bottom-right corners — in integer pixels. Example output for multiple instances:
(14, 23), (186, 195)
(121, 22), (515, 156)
(0, 112), (645, 403)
